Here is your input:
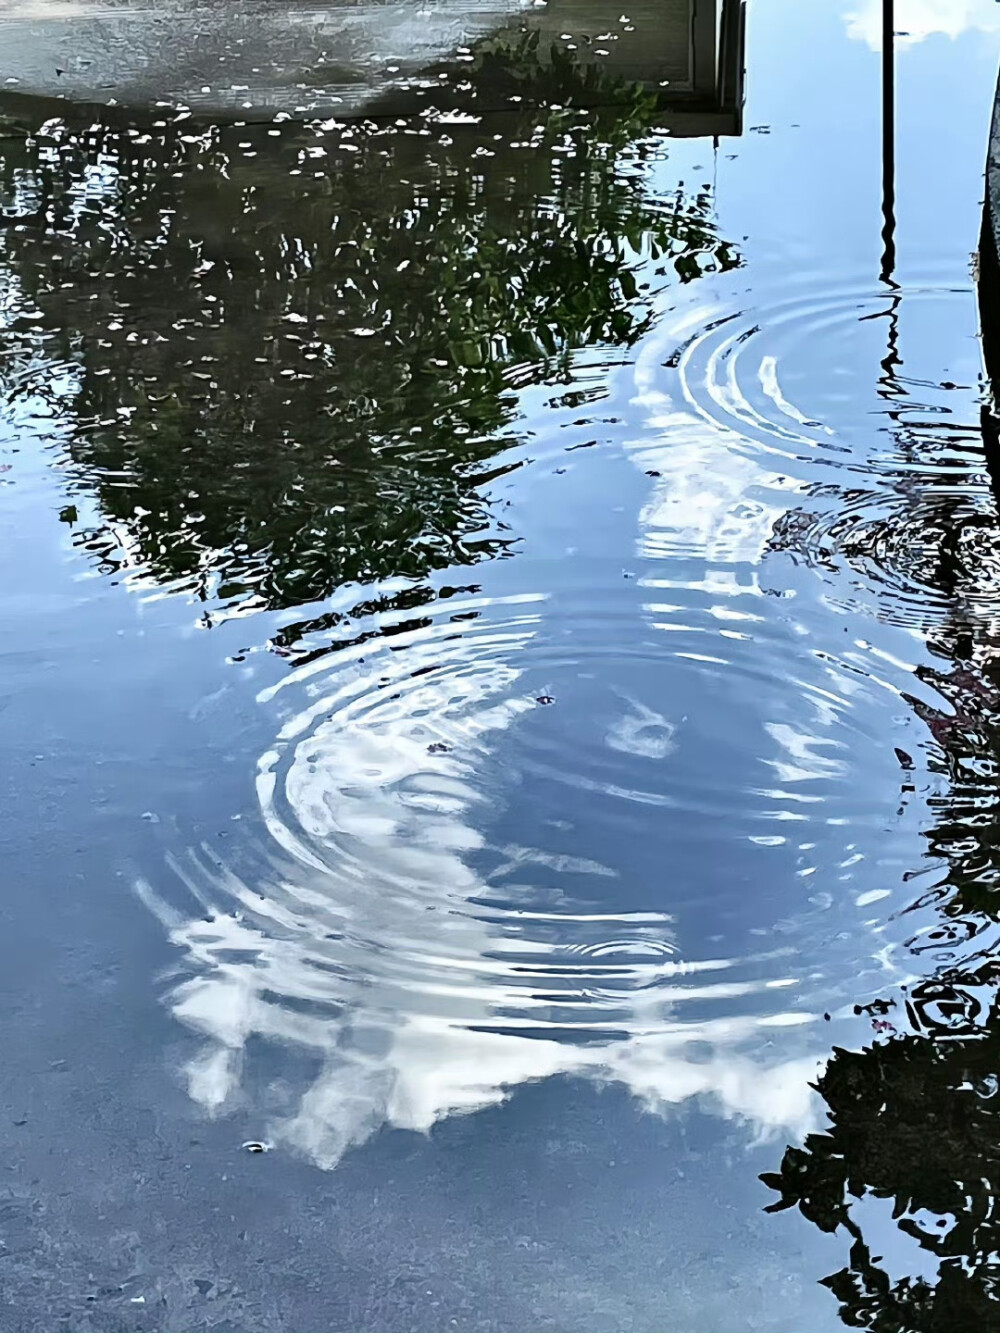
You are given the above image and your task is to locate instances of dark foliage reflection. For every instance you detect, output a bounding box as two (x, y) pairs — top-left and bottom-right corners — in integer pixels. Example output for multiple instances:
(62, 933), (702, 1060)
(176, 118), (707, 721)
(0, 73), (737, 640)
(763, 627), (1000, 1332)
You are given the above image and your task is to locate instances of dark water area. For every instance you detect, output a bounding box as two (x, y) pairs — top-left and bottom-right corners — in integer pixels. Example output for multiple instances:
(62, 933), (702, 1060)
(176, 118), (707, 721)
(1, 2), (999, 1330)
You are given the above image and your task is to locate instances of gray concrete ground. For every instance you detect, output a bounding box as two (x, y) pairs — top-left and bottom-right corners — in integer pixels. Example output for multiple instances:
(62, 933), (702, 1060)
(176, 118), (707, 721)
(0, 0), (698, 117)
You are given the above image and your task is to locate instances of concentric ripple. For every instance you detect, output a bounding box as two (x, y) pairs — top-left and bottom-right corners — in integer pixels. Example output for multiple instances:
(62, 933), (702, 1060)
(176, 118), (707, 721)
(769, 479), (1000, 631)
(669, 283), (979, 472)
(137, 277), (995, 1167)
(630, 279), (998, 634)
(142, 581), (917, 1165)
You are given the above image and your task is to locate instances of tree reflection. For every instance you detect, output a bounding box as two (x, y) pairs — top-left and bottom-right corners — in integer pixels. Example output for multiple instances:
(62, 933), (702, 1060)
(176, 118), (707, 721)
(762, 623), (1000, 1329)
(762, 973), (998, 1331)
(0, 64), (737, 639)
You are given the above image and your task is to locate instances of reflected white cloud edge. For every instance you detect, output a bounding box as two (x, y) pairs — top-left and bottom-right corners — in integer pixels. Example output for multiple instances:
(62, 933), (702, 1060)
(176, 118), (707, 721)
(141, 879), (824, 1169)
(845, 0), (1000, 49)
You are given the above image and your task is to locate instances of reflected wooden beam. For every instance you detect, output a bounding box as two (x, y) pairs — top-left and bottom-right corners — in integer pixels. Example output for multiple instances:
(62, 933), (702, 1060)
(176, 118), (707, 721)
(717, 0), (746, 128)
(691, 0), (718, 99)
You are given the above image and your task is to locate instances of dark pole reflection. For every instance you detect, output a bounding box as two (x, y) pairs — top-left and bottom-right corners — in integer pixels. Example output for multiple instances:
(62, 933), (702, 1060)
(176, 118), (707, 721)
(871, 0), (902, 402)
(880, 0), (897, 287)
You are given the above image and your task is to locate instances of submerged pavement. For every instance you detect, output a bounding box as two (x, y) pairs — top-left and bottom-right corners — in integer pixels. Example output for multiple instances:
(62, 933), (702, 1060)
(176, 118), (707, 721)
(0, 0), (696, 117)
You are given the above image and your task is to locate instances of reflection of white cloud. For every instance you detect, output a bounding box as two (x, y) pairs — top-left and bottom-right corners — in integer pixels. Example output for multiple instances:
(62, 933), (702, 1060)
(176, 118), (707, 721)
(607, 1041), (822, 1144)
(765, 721), (847, 784)
(606, 694), (676, 759)
(845, 0), (1000, 49)
(139, 601), (825, 1168)
(633, 425), (791, 566)
(144, 872), (824, 1168)
(627, 309), (803, 568)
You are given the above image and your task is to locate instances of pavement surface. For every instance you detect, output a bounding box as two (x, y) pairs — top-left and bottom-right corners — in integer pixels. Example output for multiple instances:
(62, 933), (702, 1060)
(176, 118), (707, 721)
(0, 0), (694, 117)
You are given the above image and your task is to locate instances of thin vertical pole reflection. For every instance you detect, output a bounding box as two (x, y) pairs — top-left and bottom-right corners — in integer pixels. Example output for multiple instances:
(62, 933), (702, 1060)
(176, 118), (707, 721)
(877, 0), (902, 399)
(880, 0), (897, 289)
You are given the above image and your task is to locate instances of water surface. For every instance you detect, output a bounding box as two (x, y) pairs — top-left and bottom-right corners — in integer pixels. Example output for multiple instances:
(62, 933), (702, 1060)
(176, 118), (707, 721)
(1, 2), (998, 1330)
